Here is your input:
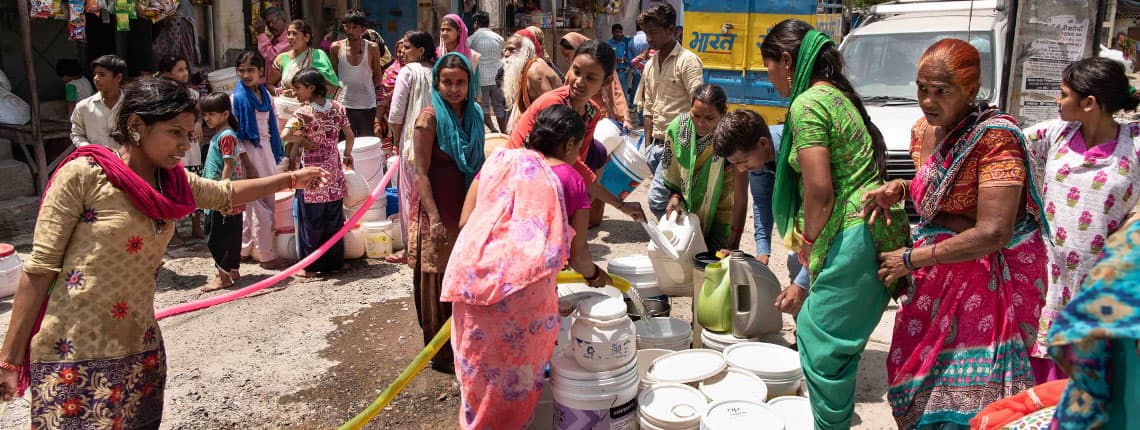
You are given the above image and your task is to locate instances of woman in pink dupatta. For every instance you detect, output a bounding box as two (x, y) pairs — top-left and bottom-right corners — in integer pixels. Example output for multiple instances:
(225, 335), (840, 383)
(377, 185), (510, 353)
(864, 39), (1048, 429)
(443, 109), (613, 429)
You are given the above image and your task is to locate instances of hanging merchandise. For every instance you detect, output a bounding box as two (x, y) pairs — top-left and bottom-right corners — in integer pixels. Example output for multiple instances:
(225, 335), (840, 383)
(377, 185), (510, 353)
(128, 0), (137, 18)
(30, 0), (55, 18)
(68, 0), (87, 41)
(115, 0), (131, 31)
(85, 0), (100, 14)
(53, 0), (66, 18)
(137, 0), (179, 23)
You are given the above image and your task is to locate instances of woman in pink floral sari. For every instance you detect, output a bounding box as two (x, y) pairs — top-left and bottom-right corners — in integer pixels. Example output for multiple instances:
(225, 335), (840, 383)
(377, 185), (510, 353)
(863, 39), (1048, 429)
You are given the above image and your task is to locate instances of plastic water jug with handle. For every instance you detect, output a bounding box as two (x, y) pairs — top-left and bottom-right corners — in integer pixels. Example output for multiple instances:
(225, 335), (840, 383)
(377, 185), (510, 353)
(729, 251), (784, 338)
(696, 254), (733, 333)
(647, 211), (707, 296)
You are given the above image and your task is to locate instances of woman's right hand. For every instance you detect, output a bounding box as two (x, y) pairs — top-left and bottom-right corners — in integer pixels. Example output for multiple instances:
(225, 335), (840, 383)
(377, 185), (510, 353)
(665, 194), (683, 218)
(620, 202), (646, 222)
(292, 167), (329, 190)
(0, 367), (18, 402)
(861, 180), (906, 226)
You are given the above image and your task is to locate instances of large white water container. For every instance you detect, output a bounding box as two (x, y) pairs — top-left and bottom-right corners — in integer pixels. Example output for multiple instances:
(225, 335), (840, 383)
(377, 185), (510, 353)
(274, 191), (295, 232)
(648, 349), (726, 387)
(699, 368), (768, 404)
(767, 396), (813, 430)
(0, 244), (22, 298)
(342, 169), (369, 208)
(362, 221), (394, 259)
(723, 343), (804, 398)
(340, 137), (385, 189)
(550, 349), (640, 430)
(571, 296), (636, 372)
(639, 383), (707, 430)
(634, 317), (692, 351)
(701, 400), (784, 430)
(607, 255), (663, 297)
(343, 226), (365, 259)
(648, 211), (707, 297)
(207, 67), (238, 93)
(274, 232), (298, 261)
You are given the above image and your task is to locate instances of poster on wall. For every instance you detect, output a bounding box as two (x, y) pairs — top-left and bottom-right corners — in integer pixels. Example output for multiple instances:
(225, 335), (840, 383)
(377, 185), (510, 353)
(1007, 3), (1097, 126)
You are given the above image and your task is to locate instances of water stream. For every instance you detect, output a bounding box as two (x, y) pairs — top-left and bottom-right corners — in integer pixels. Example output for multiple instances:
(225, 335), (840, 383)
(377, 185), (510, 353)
(625, 286), (656, 337)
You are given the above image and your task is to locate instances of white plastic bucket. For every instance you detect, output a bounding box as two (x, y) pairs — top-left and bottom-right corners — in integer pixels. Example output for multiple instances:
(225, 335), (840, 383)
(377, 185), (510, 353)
(551, 350), (640, 430)
(607, 255), (663, 296)
(636, 348), (673, 392)
(767, 396), (813, 430)
(648, 349), (727, 387)
(0, 244), (22, 298)
(386, 214), (405, 250)
(343, 226), (365, 259)
(598, 140), (651, 200)
(274, 191), (295, 233)
(207, 67), (238, 93)
(699, 368), (768, 404)
(274, 232), (298, 261)
(639, 383), (707, 429)
(362, 221), (394, 259)
(701, 400), (784, 430)
(700, 330), (762, 353)
(635, 317), (693, 351)
(594, 118), (625, 154)
(340, 137), (385, 189)
(342, 169), (370, 208)
(723, 343), (804, 398)
(571, 296), (637, 372)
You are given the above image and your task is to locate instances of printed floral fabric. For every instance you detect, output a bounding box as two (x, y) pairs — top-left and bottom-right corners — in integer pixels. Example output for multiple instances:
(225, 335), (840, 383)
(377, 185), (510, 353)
(909, 116), (1028, 216)
(29, 347), (166, 430)
(23, 158), (230, 428)
(1024, 119), (1140, 358)
(450, 277), (560, 429)
(291, 100), (350, 204)
(1048, 216), (1140, 429)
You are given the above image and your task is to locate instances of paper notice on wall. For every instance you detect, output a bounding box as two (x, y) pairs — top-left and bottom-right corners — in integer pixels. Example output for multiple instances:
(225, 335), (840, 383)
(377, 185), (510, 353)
(1016, 15), (1090, 125)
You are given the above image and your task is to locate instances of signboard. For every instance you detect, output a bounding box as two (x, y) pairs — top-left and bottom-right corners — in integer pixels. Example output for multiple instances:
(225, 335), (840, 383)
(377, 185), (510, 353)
(1006, 2), (1098, 126)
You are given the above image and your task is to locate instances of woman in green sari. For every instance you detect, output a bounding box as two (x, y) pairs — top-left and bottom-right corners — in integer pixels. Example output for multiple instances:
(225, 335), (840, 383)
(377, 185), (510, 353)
(761, 19), (909, 429)
(662, 84), (748, 250)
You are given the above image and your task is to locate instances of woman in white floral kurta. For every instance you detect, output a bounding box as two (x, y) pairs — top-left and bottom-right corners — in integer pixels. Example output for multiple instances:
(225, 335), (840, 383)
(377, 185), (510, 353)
(1024, 57), (1140, 382)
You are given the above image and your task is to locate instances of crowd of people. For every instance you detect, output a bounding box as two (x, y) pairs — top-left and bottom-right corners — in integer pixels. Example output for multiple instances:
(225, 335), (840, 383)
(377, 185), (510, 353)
(0, 3), (1135, 429)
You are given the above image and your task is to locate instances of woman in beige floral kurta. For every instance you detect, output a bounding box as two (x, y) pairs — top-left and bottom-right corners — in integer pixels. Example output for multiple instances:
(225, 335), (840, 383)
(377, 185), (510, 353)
(0, 77), (326, 430)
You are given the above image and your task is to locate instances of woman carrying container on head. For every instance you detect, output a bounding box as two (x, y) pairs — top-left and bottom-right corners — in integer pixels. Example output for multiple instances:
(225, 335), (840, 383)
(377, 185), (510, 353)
(660, 84), (747, 251)
(0, 77), (326, 428)
(407, 52), (486, 374)
(761, 19), (910, 429)
(443, 104), (613, 429)
(1021, 57), (1140, 383)
(862, 38), (1048, 429)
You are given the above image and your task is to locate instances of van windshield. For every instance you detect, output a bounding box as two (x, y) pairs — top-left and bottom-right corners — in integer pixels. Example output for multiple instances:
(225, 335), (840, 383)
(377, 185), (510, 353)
(842, 31), (994, 103)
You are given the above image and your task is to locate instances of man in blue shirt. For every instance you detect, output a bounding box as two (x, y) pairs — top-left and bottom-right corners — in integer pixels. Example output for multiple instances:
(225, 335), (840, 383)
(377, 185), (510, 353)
(607, 24), (633, 109)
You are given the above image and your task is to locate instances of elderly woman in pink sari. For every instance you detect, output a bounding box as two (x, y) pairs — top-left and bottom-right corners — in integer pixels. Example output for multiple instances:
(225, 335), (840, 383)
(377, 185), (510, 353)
(442, 105), (613, 428)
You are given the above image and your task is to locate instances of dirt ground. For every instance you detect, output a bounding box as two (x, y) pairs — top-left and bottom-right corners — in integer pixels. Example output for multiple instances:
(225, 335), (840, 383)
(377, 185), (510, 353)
(0, 185), (900, 429)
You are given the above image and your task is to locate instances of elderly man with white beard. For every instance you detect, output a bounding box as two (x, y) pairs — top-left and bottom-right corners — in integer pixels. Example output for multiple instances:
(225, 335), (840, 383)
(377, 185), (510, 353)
(502, 32), (562, 132)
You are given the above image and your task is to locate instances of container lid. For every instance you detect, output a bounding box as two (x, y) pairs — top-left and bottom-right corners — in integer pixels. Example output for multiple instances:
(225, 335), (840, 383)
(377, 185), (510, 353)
(723, 343), (802, 378)
(702, 400), (783, 430)
(648, 349), (727, 384)
(362, 221), (392, 229)
(550, 349), (638, 382)
(557, 283), (622, 299)
(699, 368), (769, 404)
(692, 251), (723, 271)
(340, 136), (382, 152)
(636, 348), (674, 383)
(767, 396), (813, 430)
(607, 255), (656, 276)
(640, 221), (680, 260)
(639, 383), (707, 426)
(575, 296), (628, 321)
(0, 244), (13, 258)
(701, 330), (760, 344)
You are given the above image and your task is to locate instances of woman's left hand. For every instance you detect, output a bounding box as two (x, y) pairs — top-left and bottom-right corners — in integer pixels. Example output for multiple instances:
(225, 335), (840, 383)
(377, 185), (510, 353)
(293, 167), (329, 190)
(797, 243), (812, 269)
(620, 201), (646, 222)
(877, 248), (910, 285)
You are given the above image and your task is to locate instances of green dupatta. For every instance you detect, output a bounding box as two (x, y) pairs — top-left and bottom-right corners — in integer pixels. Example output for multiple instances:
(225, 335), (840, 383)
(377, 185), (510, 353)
(772, 30), (833, 249)
(663, 113), (728, 240)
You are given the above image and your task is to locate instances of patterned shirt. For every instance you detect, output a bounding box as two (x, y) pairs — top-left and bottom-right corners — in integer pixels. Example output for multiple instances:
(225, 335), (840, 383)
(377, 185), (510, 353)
(288, 100), (350, 203)
(467, 28), (504, 87)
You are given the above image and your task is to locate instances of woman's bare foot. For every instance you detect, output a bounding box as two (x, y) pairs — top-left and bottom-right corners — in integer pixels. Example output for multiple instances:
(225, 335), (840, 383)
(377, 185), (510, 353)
(202, 271), (234, 292)
(384, 251), (406, 264)
(228, 269), (241, 281)
(260, 259), (291, 270)
(294, 270), (318, 278)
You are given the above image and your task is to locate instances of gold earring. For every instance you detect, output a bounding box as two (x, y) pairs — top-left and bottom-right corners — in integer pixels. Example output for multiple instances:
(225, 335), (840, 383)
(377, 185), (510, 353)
(131, 132), (141, 145)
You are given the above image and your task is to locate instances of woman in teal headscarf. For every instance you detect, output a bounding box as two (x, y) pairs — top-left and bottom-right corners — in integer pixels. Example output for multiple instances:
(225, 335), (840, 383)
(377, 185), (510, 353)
(761, 19), (909, 429)
(407, 52), (485, 373)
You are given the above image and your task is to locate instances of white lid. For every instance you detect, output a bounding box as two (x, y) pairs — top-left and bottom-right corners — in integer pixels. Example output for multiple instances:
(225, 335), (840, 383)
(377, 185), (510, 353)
(767, 396), (813, 430)
(575, 296), (628, 321)
(648, 349), (727, 384)
(636, 349), (674, 382)
(607, 255), (657, 275)
(362, 221), (392, 229)
(639, 383), (707, 425)
(550, 349), (638, 381)
(340, 136), (382, 152)
(723, 343), (802, 378)
(699, 368), (769, 403)
(557, 283), (623, 299)
(702, 400), (784, 430)
(701, 330), (760, 344)
(635, 317), (693, 341)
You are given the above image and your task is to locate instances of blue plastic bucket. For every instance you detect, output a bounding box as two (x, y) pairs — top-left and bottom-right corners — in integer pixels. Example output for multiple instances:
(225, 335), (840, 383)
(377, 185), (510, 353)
(598, 140), (652, 200)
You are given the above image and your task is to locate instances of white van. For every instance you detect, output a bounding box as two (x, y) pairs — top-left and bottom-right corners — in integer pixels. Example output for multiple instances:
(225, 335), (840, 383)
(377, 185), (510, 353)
(839, 0), (1008, 180)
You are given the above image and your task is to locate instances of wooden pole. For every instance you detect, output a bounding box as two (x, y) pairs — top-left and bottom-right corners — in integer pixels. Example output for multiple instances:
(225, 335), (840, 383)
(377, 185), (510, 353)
(18, 0), (48, 193)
